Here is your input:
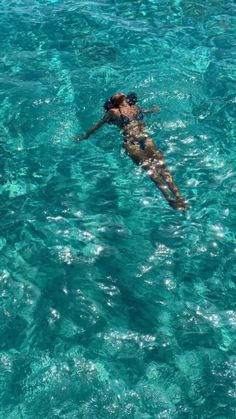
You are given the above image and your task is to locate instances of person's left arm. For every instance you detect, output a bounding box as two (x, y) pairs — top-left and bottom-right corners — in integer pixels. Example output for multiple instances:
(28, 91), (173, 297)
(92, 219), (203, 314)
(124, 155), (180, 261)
(141, 105), (160, 114)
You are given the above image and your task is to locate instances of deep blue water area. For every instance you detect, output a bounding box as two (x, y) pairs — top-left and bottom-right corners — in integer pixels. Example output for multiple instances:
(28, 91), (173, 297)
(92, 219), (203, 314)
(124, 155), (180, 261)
(0, 1), (236, 417)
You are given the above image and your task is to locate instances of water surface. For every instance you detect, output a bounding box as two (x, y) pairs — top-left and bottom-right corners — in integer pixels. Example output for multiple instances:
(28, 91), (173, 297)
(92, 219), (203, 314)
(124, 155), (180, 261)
(0, 0), (236, 417)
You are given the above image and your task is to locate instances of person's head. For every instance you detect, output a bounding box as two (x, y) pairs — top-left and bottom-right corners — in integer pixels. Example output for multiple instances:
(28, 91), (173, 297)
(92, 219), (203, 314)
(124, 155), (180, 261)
(103, 92), (126, 111)
(103, 91), (138, 111)
(111, 92), (126, 106)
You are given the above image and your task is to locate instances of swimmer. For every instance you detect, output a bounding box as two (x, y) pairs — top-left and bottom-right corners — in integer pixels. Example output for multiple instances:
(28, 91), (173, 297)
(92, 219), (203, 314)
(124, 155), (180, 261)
(75, 92), (188, 210)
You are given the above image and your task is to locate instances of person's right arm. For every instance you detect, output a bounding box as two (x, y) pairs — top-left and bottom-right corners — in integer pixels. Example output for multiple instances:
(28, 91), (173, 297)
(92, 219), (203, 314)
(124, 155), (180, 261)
(74, 113), (110, 141)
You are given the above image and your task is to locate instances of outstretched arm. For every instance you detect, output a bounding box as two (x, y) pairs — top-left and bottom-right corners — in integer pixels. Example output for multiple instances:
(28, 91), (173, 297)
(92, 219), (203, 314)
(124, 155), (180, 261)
(74, 113), (109, 141)
(141, 105), (160, 114)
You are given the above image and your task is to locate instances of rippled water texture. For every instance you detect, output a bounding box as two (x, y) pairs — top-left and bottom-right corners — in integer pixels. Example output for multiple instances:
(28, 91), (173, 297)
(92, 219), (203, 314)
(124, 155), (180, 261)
(0, 0), (236, 417)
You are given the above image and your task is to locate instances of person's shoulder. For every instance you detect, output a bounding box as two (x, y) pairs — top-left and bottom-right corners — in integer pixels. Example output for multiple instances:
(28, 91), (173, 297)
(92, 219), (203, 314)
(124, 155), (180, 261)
(108, 108), (119, 116)
(102, 109), (118, 124)
(107, 108), (119, 121)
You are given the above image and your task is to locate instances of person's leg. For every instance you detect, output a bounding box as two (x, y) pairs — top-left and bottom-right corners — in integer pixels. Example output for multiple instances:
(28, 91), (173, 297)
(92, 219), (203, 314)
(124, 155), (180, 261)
(142, 162), (178, 206)
(153, 152), (188, 208)
(154, 159), (181, 198)
(125, 141), (187, 209)
(124, 142), (144, 163)
(150, 175), (177, 205)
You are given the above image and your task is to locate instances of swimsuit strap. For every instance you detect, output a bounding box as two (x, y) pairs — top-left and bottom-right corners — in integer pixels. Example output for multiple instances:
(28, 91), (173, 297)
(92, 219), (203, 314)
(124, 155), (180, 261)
(120, 109), (143, 127)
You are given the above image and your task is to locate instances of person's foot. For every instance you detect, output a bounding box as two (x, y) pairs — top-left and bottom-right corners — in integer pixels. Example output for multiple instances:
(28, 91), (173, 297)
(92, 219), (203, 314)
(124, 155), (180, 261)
(169, 198), (188, 210)
(177, 197), (188, 210)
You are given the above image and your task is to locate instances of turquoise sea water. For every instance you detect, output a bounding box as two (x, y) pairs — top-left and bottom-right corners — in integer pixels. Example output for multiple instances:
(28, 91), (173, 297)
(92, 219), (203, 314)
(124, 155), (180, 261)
(0, 0), (236, 417)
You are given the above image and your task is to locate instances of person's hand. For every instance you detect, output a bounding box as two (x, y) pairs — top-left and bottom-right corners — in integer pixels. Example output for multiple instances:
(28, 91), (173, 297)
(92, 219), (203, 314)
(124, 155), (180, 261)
(74, 134), (87, 141)
(151, 105), (160, 112)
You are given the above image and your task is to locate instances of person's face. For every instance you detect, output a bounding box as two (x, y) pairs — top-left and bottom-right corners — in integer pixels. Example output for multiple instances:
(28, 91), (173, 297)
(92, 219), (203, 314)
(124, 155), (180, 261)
(111, 93), (126, 106)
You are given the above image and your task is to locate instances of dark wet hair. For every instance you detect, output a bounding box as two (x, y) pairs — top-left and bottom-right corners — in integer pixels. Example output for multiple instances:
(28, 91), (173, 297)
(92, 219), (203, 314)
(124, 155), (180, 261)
(127, 92), (138, 105)
(103, 92), (138, 111)
(103, 97), (114, 111)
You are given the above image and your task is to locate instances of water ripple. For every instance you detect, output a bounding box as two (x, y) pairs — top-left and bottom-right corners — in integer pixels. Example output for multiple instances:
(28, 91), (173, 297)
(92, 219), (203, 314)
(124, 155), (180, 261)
(0, 0), (235, 417)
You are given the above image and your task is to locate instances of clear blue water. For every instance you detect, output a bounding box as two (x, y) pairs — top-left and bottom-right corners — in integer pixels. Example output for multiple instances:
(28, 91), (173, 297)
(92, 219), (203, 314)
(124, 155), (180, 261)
(0, 0), (236, 417)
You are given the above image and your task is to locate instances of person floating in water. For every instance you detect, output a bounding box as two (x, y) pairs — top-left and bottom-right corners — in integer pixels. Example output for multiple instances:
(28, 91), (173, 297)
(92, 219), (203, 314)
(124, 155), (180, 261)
(75, 92), (188, 210)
